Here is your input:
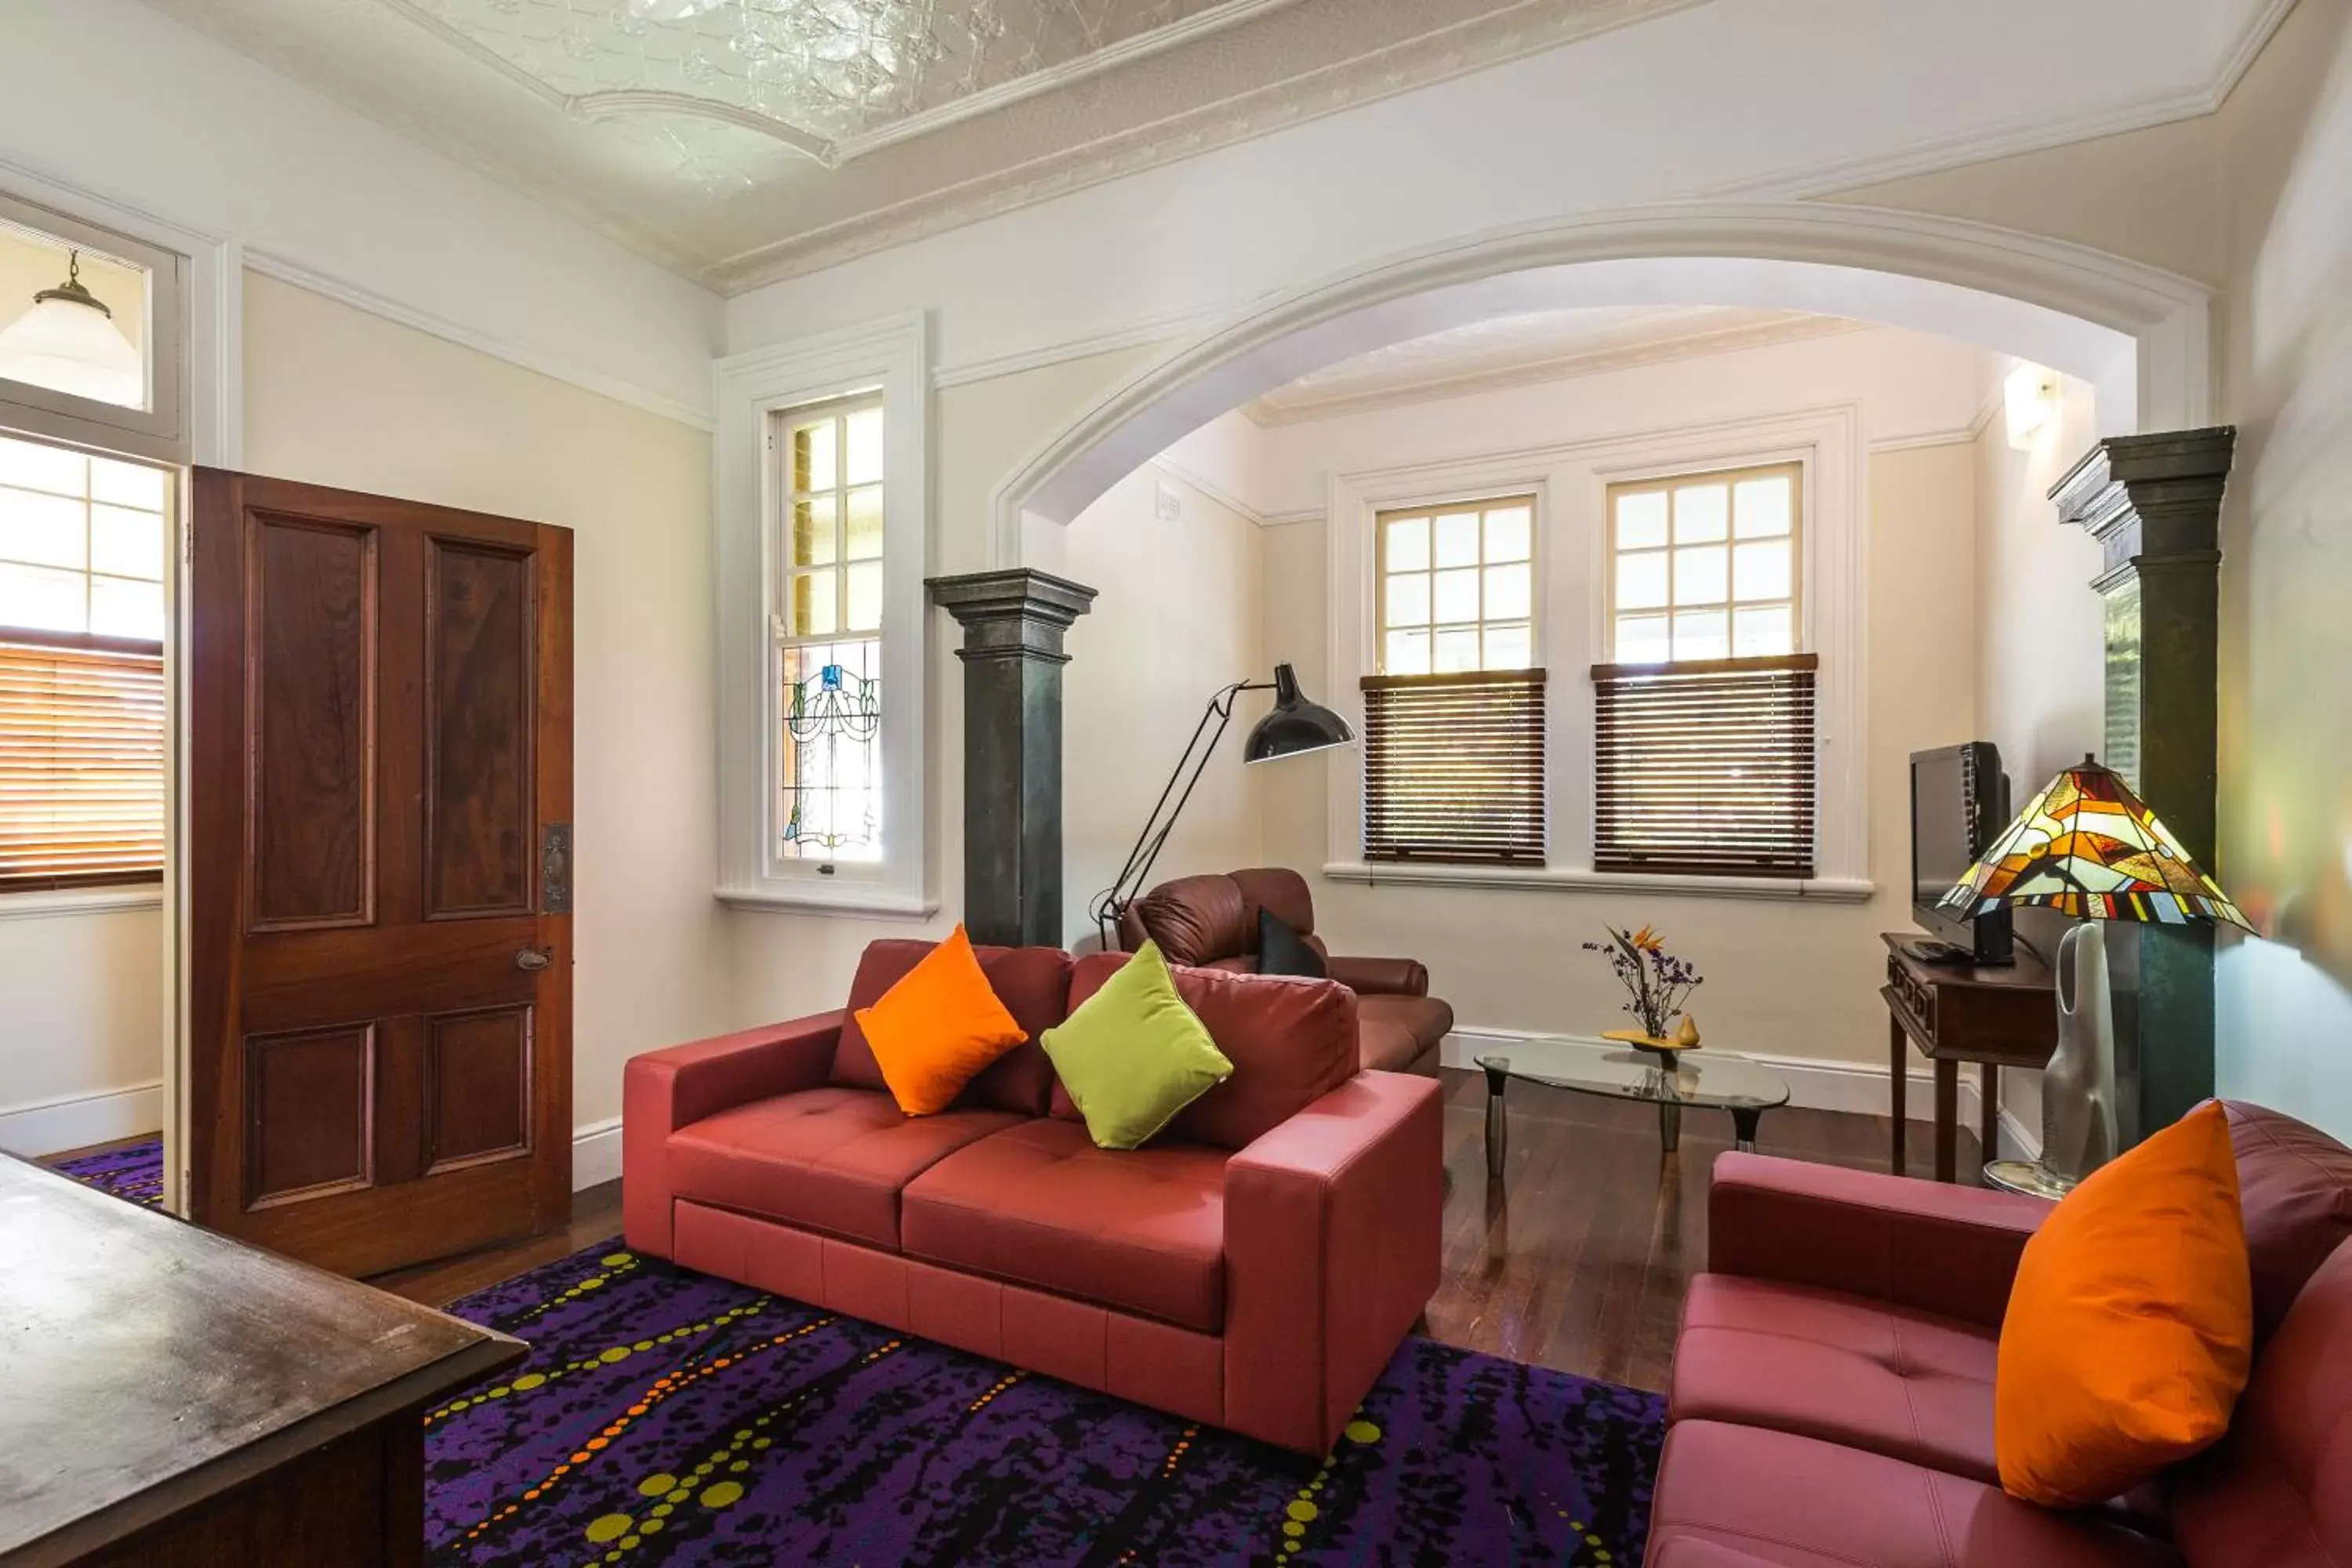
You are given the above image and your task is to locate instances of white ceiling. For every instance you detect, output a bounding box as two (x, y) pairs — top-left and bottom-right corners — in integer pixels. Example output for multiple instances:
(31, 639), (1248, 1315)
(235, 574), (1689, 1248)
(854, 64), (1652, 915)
(139, 0), (1706, 292)
(1243, 305), (1867, 425)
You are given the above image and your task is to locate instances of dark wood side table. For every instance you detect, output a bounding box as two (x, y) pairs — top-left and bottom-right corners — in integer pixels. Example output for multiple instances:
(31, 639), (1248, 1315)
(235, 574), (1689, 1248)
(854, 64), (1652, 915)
(0, 1153), (523, 1567)
(1880, 933), (2057, 1182)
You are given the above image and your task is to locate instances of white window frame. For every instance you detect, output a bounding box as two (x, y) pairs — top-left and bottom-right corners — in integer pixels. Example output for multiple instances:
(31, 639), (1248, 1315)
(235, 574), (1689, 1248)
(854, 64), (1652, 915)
(1322, 403), (1871, 901)
(714, 311), (934, 917)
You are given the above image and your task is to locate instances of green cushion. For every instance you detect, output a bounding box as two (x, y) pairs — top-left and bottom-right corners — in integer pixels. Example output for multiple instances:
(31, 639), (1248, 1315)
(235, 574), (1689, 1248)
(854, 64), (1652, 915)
(1040, 941), (1233, 1150)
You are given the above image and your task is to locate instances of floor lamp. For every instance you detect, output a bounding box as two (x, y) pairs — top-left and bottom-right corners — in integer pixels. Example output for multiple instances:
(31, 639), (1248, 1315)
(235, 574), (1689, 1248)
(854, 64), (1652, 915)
(1090, 663), (1355, 951)
(1936, 756), (2252, 1196)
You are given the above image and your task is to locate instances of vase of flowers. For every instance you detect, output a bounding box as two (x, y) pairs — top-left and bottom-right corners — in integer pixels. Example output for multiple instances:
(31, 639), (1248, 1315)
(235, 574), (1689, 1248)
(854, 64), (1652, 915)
(1582, 924), (1704, 1043)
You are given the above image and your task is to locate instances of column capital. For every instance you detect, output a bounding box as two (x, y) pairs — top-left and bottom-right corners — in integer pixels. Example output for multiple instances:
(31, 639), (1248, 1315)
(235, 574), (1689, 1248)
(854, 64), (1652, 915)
(927, 568), (1098, 663)
(2052, 426), (2235, 568)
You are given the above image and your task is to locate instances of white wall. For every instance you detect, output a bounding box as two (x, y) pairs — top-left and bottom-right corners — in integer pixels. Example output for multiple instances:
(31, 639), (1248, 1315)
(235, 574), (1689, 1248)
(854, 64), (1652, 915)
(1254, 325), (1987, 1080)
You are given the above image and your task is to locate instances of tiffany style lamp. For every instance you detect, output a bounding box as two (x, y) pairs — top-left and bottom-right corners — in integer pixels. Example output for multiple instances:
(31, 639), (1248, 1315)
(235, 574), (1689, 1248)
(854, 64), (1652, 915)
(1936, 755), (2252, 1196)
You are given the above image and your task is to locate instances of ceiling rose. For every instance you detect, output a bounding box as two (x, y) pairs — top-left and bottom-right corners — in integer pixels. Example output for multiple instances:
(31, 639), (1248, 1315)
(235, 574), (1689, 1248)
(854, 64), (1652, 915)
(384, 0), (1272, 169)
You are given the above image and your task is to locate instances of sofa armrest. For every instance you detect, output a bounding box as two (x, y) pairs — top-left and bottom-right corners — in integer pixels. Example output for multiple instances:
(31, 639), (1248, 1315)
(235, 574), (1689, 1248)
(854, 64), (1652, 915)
(1224, 1071), (1443, 1453)
(1708, 1152), (2053, 1330)
(621, 1012), (844, 1257)
(1323, 954), (1430, 997)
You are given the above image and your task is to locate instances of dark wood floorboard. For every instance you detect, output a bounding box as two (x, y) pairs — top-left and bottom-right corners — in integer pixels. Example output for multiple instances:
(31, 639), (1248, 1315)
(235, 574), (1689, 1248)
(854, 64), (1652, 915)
(361, 1068), (1980, 1396)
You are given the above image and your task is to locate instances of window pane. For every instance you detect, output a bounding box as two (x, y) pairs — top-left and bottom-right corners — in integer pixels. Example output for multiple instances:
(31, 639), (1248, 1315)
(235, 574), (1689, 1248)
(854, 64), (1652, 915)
(1433, 512), (1480, 568)
(1672, 608), (1730, 661)
(1733, 538), (1791, 601)
(844, 485), (884, 561)
(0, 437), (86, 497)
(844, 561), (883, 632)
(780, 637), (882, 862)
(1384, 516), (1428, 572)
(1484, 561), (1530, 620)
(90, 506), (163, 581)
(1615, 613), (1670, 664)
(791, 570), (837, 636)
(90, 575), (163, 640)
(1385, 627), (1431, 675)
(1432, 567), (1479, 624)
(1484, 621), (1531, 669)
(0, 487), (88, 569)
(1733, 604), (1794, 656)
(0, 561), (87, 633)
(90, 458), (166, 511)
(1675, 543), (1729, 604)
(1615, 550), (1668, 611)
(1616, 490), (1668, 550)
(1432, 626), (1481, 673)
(844, 407), (884, 486)
(1384, 571), (1429, 629)
(1674, 483), (1730, 543)
(1484, 506), (1531, 562)
(789, 417), (836, 492)
(791, 495), (837, 567)
(1734, 474), (1792, 538)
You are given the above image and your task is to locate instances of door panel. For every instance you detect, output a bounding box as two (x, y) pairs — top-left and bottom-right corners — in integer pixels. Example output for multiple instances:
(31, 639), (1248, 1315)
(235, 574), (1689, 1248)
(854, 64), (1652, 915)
(189, 470), (572, 1277)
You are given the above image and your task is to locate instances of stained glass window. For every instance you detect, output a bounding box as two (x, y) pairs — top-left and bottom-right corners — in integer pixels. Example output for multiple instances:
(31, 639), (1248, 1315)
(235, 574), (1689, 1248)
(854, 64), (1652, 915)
(1606, 462), (1800, 662)
(775, 396), (884, 863)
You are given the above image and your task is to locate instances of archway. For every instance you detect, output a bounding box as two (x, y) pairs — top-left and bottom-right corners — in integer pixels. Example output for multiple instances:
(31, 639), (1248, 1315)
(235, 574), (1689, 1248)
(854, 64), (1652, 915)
(990, 201), (2212, 565)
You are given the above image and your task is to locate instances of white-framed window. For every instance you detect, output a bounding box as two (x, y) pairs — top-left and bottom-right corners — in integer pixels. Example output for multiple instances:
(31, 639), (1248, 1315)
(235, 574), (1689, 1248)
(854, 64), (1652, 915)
(1605, 461), (1802, 663)
(1374, 495), (1537, 674)
(713, 312), (932, 917)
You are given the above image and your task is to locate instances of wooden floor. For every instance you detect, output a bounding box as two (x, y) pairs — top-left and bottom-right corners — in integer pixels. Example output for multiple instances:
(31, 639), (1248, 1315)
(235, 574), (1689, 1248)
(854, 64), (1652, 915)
(65, 1071), (1983, 1397)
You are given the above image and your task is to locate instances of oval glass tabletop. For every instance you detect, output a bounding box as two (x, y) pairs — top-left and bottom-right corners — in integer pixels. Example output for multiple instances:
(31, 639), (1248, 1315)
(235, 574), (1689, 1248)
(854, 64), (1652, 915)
(1475, 1037), (1791, 1111)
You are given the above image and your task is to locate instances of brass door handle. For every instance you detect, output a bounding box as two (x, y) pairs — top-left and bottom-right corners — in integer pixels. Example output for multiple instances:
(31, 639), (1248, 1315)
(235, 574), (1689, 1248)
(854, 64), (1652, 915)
(515, 948), (552, 971)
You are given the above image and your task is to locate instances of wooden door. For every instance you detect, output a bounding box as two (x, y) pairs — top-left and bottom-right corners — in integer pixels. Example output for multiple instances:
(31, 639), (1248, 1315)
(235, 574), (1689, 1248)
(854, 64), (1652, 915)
(186, 470), (572, 1277)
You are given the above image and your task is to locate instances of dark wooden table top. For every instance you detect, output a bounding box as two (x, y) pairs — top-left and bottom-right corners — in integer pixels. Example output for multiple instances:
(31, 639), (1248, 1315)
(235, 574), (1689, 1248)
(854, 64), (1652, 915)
(0, 1153), (523, 1566)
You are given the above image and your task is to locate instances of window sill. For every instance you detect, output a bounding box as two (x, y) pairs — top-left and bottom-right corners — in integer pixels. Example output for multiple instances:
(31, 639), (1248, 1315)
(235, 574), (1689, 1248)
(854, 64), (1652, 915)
(1322, 861), (1875, 902)
(717, 884), (940, 920)
(0, 885), (166, 921)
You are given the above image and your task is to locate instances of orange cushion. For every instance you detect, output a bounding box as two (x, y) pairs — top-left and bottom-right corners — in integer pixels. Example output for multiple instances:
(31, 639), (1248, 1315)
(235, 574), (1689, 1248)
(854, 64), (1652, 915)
(851, 924), (1027, 1116)
(1994, 1101), (2253, 1507)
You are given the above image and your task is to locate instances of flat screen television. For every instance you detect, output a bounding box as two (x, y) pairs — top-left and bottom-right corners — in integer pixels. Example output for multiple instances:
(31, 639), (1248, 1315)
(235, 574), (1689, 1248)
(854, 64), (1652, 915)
(1909, 742), (2014, 965)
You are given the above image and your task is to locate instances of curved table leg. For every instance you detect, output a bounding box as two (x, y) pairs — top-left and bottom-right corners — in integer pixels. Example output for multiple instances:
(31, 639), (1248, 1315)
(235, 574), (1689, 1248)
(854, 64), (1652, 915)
(1659, 1102), (1682, 1153)
(1483, 1059), (1509, 1181)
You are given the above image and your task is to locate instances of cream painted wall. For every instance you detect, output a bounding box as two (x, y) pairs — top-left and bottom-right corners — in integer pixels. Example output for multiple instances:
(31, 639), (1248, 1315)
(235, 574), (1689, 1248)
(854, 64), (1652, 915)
(1062, 465), (1265, 953)
(241, 273), (730, 1131)
(0, 904), (163, 1150)
(1260, 441), (1976, 1071)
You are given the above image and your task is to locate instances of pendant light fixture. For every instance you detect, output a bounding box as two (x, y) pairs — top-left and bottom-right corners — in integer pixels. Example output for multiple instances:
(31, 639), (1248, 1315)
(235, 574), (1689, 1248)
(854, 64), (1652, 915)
(0, 249), (144, 407)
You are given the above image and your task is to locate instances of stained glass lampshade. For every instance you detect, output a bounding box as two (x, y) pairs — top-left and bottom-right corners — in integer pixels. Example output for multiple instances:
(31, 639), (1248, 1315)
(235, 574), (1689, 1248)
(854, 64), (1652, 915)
(1936, 756), (2251, 930)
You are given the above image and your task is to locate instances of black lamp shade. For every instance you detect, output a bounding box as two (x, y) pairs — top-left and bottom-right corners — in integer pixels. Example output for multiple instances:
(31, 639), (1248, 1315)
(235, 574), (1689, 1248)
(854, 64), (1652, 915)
(1243, 663), (1355, 763)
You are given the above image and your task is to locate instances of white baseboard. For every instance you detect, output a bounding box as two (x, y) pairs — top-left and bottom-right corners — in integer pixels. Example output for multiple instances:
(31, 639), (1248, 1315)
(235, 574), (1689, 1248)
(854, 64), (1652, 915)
(572, 1116), (622, 1191)
(1441, 1028), (2018, 1139)
(0, 1080), (163, 1157)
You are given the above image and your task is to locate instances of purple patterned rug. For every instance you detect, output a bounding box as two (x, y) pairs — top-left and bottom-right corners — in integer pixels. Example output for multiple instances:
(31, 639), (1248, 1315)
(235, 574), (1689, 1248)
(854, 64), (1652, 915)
(49, 1136), (165, 1207)
(53, 1138), (1666, 1564)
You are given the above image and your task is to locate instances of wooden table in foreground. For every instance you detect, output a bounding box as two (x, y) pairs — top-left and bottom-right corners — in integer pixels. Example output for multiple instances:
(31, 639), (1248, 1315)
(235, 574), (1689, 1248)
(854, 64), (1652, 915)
(1880, 932), (2056, 1182)
(0, 1154), (523, 1567)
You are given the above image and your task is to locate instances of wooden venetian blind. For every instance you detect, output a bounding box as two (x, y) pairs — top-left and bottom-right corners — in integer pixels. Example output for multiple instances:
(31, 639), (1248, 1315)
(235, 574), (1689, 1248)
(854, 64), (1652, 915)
(1592, 653), (1817, 878)
(0, 633), (166, 891)
(1360, 669), (1546, 864)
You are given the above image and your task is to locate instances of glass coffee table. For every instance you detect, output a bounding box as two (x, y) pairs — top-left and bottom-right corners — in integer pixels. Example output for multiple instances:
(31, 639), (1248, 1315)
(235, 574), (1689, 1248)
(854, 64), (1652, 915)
(1476, 1037), (1791, 1176)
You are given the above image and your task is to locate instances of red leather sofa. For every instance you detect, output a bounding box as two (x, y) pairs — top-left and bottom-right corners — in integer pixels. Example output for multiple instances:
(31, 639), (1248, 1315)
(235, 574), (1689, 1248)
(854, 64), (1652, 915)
(1120, 866), (1454, 1076)
(1648, 1100), (2352, 1567)
(622, 937), (1443, 1455)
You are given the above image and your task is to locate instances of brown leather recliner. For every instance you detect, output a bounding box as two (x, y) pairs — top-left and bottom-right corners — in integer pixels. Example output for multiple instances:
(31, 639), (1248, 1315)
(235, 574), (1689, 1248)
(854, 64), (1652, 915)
(1118, 867), (1454, 1076)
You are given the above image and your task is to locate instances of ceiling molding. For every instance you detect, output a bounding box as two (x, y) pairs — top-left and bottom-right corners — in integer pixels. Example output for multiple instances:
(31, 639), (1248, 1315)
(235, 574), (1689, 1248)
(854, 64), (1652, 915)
(2212, 0), (2299, 105)
(931, 297), (1240, 389)
(1147, 454), (1270, 528)
(1242, 311), (1870, 426)
(244, 247), (716, 430)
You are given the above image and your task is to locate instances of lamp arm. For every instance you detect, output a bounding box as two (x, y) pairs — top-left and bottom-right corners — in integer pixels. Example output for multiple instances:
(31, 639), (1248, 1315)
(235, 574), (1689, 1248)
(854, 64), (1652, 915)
(1090, 680), (1267, 949)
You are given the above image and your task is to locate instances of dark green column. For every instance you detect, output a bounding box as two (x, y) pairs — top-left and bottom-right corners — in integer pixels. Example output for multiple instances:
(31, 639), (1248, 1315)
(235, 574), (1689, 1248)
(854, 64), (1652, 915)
(2049, 426), (2234, 1135)
(926, 568), (1098, 948)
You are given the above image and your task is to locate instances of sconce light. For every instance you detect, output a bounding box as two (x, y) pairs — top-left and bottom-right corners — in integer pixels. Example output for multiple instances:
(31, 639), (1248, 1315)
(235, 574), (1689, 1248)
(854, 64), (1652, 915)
(2003, 362), (2060, 450)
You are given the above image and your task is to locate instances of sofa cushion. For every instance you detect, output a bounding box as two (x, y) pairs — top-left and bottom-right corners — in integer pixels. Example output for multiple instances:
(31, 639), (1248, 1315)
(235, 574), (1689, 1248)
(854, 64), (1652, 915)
(2168, 1237), (2352, 1568)
(900, 1118), (1227, 1332)
(2225, 1099), (2352, 1345)
(853, 924), (1028, 1116)
(1256, 907), (1327, 978)
(1670, 1273), (2002, 1484)
(1040, 940), (1232, 1150)
(831, 940), (1073, 1116)
(1056, 953), (1359, 1151)
(1648, 1420), (2182, 1568)
(1356, 993), (1452, 1073)
(1129, 873), (1252, 967)
(666, 1087), (1026, 1249)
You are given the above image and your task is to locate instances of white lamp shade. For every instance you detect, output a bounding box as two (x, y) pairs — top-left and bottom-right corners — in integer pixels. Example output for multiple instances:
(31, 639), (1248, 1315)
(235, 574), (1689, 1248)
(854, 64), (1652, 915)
(0, 293), (144, 408)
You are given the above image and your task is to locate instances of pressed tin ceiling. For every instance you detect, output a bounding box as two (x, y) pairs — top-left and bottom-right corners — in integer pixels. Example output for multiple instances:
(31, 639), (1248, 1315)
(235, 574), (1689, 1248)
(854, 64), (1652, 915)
(136, 0), (1708, 289)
